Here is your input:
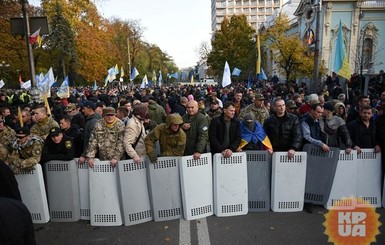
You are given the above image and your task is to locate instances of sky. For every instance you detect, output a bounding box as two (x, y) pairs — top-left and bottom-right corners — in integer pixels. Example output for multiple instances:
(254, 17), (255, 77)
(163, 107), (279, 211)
(96, 0), (212, 69)
(29, 0), (212, 68)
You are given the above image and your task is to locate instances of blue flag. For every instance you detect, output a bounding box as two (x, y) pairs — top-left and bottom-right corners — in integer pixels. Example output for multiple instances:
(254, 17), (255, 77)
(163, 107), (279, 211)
(232, 67), (241, 76)
(93, 80), (98, 91)
(61, 76), (69, 87)
(247, 72), (253, 89)
(334, 20), (344, 74)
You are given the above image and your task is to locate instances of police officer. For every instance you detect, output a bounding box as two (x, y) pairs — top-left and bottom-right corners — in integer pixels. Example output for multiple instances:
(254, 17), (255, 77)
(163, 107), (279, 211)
(40, 127), (75, 165)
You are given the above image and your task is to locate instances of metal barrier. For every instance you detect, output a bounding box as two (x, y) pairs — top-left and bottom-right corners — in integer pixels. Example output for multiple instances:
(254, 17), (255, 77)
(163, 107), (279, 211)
(303, 144), (339, 205)
(89, 159), (122, 226)
(213, 152), (248, 217)
(76, 158), (90, 220)
(15, 164), (50, 224)
(147, 156), (182, 221)
(245, 151), (271, 212)
(356, 149), (382, 207)
(45, 160), (80, 222)
(271, 152), (307, 212)
(180, 153), (213, 220)
(118, 159), (152, 226)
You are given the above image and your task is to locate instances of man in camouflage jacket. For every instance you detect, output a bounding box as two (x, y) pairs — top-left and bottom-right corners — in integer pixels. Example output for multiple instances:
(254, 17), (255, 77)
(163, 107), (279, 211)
(6, 127), (44, 174)
(85, 107), (125, 168)
(0, 116), (16, 162)
(30, 106), (59, 139)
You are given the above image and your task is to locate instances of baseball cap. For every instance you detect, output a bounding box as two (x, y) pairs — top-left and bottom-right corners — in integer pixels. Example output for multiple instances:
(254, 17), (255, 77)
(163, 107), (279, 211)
(64, 103), (76, 112)
(286, 100), (298, 109)
(15, 127), (30, 138)
(255, 94), (266, 100)
(49, 127), (62, 137)
(102, 107), (116, 115)
(323, 102), (334, 112)
(83, 101), (96, 110)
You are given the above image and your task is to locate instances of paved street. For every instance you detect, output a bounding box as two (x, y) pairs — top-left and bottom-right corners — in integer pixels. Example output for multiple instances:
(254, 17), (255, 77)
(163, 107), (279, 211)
(34, 206), (385, 245)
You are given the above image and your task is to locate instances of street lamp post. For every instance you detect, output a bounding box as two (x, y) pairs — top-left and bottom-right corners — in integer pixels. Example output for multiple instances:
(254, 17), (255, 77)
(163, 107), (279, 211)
(312, 1), (322, 93)
(127, 36), (131, 82)
(0, 61), (10, 88)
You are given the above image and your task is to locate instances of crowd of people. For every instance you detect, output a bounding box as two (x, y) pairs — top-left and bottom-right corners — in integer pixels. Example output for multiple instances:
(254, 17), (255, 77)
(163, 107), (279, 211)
(1, 72), (385, 243)
(0, 74), (384, 170)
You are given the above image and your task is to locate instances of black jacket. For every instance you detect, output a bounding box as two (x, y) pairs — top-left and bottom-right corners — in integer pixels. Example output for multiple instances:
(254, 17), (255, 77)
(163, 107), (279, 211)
(347, 118), (377, 148)
(263, 112), (302, 151)
(209, 114), (241, 154)
(40, 134), (75, 164)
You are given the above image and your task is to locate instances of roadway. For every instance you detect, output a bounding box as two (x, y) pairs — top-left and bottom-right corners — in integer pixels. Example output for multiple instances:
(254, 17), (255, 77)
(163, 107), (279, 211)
(34, 206), (385, 245)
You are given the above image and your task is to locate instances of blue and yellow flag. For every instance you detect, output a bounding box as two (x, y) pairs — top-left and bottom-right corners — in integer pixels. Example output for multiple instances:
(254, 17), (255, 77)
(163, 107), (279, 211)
(239, 121), (272, 150)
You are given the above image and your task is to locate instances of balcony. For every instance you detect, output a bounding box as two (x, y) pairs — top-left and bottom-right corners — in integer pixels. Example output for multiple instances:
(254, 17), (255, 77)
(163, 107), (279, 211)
(361, 1), (385, 8)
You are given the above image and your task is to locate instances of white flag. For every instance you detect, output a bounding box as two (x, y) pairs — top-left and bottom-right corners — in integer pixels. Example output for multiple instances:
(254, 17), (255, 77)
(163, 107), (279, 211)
(140, 75), (148, 89)
(0, 79), (4, 89)
(21, 80), (31, 90)
(222, 61), (231, 87)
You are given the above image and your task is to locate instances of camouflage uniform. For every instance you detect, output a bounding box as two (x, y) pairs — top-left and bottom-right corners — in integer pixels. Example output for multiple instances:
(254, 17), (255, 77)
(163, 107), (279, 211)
(30, 116), (59, 139)
(85, 119), (125, 161)
(0, 126), (16, 161)
(239, 104), (270, 124)
(7, 136), (44, 174)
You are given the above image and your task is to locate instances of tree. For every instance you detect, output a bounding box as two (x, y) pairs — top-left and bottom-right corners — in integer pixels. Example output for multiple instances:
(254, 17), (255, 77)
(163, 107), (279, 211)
(261, 14), (314, 81)
(44, 2), (78, 84)
(207, 15), (256, 80)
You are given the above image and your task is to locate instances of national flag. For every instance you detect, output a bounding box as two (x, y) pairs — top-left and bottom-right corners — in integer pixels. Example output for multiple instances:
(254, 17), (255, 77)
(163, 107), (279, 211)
(158, 70), (162, 87)
(120, 66), (125, 78)
(257, 68), (268, 81)
(46, 67), (55, 87)
(256, 34), (261, 75)
(0, 79), (4, 89)
(18, 107), (23, 127)
(247, 72), (253, 89)
(334, 20), (351, 79)
(29, 27), (41, 45)
(239, 121), (273, 150)
(93, 80), (98, 91)
(61, 76), (69, 87)
(222, 61), (231, 87)
(57, 86), (69, 99)
(140, 75), (148, 89)
(131, 67), (139, 80)
(232, 67), (241, 76)
(190, 74), (194, 84)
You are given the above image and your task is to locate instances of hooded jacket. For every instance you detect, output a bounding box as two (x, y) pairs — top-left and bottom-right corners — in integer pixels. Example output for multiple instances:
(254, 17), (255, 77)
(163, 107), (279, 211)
(145, 113), (186, 162)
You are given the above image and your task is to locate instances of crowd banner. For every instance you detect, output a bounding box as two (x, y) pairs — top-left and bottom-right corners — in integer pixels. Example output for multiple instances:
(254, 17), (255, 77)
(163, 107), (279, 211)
(117, 159), (153, 226)
(89, 159), (122, 226)
(147, 156), (182, 221)
(325, 151), (357, 210)
(356, 149), (382, 208)
(45, 160), (80, 222)
(213, 152), (248, 217)
(15, 164), (50, 223)
(303, 144), (339, 205)
(180, 153), (213, 220)
(76, 159), (90, 220)
(245, 150), (271, 212)
(271, 152), (307, 212)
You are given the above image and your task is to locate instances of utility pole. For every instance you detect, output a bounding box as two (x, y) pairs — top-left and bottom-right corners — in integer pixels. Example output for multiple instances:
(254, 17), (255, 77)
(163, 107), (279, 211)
(127, 36), (131, 82)
(312, 1), (321, 93)
(20, 0), (37, 88)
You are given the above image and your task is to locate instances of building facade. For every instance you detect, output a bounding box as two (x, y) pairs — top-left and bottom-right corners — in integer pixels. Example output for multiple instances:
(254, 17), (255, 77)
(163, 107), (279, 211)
(211, 0), (285, 32)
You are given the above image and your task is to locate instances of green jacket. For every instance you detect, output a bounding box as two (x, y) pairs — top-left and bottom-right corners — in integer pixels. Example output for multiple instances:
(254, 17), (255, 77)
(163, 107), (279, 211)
(182, 112), (208, 155)
(145, 114), (186, 162)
